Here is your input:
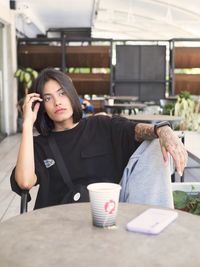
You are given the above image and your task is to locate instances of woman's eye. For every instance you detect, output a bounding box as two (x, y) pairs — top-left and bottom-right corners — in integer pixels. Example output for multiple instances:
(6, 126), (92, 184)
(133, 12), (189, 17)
(44, 96), (51, 102)
(59, 91), (65, 96)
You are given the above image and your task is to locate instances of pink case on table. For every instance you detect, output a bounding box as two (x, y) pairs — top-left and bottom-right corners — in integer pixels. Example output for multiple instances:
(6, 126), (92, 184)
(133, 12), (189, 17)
(126, 208), (178, 235)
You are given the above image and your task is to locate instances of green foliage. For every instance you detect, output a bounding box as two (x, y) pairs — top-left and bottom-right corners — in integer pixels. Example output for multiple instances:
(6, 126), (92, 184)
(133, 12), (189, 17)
(162, 102), (175, 115)
(173, 191), (200, 215)
(179, 90), (192, 100)
(15, 67), (38, 114)
(68, 67), (91, 74)
(174, 90), (200, 131)
(173, 191), (190, 209)
(67, 67), (110, 74)
(15, 67), (38, 95)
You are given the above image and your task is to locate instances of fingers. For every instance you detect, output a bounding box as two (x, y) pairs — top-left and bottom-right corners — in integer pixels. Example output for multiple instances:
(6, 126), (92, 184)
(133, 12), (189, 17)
(166, 141), (188, 176)
(25, 93), (42, 103)
(181, 147), (188, 172)
(159, 128), (188, 177)
(33, 101), (40, 114)
(161, 145), (169, 165)
(23, 93), (43, 110)
(175, 141), (188, 176)
(173, 154), (182, 176)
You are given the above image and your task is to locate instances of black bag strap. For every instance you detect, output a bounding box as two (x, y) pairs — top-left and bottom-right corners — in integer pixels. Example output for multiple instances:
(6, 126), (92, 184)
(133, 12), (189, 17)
(48, 134), (74, 190)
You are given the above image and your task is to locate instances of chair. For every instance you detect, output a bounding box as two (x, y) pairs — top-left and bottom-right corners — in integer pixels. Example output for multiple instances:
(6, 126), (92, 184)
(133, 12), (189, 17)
(20, 190), (28, 214)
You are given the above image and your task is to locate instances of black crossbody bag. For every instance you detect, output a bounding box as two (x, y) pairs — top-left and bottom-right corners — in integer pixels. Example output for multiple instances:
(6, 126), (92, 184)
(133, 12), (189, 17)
(48, 135), (89, 204)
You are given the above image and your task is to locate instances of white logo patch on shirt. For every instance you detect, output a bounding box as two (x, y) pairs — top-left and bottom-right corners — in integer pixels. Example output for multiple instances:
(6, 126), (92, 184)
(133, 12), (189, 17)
(43, 158), (55, 168)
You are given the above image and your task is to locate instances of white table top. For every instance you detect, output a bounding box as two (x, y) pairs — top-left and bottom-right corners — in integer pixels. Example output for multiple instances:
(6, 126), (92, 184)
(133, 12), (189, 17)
(181, 131), (200, 163)
(0, 203), (200, 267)
(104, 103), (146, 109)
(105, 96), (139, 102)
(122, 114), (182, 123)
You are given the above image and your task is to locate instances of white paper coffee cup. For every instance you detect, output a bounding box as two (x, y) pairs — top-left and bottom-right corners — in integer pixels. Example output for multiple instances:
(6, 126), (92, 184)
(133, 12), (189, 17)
(87, 183), (121, 227)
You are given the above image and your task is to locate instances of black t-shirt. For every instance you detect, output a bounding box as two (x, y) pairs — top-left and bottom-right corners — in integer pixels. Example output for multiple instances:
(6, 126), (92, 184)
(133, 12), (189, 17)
(10, 115), (141, 209)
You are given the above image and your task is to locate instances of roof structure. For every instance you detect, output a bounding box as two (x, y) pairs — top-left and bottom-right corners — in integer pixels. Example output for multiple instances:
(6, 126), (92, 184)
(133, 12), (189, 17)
(13, 0), (200, 40)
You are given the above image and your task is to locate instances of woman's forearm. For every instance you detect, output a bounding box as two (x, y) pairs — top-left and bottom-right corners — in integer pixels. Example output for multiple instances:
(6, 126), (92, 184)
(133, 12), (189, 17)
(15, 121), (37, 189)
(135, 123), (157, 141)
(135, 122), (188, 176)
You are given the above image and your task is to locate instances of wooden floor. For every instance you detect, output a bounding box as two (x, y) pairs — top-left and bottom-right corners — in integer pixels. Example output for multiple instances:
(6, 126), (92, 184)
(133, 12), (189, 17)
(0, 133), (199, 223)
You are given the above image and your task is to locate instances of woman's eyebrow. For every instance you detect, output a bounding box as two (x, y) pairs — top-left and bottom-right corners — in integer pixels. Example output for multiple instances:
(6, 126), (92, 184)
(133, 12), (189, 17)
(43, 87), (63, 96)
(57, 87), (64, 92)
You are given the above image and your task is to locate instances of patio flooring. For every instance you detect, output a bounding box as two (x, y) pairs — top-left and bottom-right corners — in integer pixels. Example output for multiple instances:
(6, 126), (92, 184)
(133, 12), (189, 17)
(0, 134), (37, 222)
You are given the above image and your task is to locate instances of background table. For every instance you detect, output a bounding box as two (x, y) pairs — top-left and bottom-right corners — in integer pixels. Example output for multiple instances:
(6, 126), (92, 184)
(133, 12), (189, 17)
(105, 96), (139, 102)
(122, 114), (182, 130)
(0, 203), (200, 267)
(122, 114), (182, 124)
(104, 103), (146, 114)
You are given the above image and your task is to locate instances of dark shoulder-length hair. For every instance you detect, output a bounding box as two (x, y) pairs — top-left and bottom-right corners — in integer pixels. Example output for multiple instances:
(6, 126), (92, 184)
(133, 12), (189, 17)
(33, 68), (83, 136)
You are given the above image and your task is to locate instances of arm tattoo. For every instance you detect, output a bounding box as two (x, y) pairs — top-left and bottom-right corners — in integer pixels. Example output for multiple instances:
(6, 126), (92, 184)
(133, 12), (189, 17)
(135, 123), (157, 141)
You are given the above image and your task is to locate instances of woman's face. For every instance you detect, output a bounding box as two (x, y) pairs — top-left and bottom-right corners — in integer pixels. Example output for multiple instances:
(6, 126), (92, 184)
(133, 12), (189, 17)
(43, 79), (74, 129)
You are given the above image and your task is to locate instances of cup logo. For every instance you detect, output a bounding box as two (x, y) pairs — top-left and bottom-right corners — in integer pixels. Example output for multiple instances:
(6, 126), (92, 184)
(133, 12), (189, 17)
(104, 200), (116, 214)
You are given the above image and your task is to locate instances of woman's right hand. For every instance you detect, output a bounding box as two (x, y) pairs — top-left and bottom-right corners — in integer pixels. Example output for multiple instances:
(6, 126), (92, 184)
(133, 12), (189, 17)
(22, 93), (43, 125)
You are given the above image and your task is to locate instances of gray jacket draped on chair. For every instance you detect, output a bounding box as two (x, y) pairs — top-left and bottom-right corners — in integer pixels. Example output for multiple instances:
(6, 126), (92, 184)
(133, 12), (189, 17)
(120, 139), (174, 209)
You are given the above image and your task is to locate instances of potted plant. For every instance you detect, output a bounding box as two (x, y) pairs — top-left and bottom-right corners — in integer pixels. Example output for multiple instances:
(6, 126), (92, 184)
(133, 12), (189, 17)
(14, 67), (38, 130)
(173, 182), (200, 215)
(174, 90), (200, 131)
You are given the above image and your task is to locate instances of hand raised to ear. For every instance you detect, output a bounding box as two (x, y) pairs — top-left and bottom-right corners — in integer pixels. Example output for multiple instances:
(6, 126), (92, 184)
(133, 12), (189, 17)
(22, 93), (43, 125)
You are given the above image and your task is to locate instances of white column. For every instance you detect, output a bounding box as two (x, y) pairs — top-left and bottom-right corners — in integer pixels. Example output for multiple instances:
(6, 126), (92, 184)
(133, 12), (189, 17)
(0, 6), (17, 135)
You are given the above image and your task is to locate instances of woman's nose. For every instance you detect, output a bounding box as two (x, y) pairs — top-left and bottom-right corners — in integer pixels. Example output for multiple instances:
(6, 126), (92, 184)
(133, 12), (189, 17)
(54, 97), (61, 106)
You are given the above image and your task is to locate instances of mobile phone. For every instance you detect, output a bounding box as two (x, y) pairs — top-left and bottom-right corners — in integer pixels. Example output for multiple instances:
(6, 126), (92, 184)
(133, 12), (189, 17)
(126, 208), (178, 235)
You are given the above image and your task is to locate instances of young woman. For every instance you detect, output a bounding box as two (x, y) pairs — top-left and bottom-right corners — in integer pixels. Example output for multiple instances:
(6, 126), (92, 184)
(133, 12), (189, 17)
(10, 68), (187, 209)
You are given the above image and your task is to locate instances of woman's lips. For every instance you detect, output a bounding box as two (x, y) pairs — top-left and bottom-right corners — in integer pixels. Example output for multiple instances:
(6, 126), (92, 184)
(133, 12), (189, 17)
(55, 108), (66, 114)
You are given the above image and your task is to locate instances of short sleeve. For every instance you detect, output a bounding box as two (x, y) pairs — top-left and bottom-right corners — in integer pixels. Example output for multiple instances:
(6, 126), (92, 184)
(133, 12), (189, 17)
(10, 168), (31, 202)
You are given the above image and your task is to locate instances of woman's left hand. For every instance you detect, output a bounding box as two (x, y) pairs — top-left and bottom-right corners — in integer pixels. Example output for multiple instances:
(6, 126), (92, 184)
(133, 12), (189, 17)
(157, 126), (188, 176)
